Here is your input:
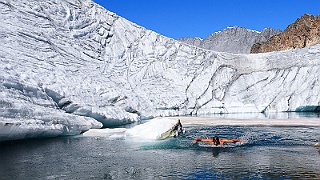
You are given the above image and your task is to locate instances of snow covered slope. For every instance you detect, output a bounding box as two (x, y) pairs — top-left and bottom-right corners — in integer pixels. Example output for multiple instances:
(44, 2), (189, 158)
(0, 0), (319, 141)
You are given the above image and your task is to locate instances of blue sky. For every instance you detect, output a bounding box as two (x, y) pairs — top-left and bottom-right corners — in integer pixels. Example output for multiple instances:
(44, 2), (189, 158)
(93, 0), (320, 39)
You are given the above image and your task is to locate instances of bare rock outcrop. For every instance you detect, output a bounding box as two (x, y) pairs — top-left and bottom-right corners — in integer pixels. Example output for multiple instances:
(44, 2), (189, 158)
(251, 14), (320, 53)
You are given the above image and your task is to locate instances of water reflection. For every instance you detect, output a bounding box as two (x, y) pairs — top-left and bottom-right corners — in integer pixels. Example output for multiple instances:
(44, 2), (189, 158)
(211, 148), (221, 157)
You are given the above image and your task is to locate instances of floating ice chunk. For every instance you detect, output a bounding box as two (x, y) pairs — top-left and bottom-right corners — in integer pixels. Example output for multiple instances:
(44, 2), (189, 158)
(125, 117), (183, 140)
(82, 128), (126, 137)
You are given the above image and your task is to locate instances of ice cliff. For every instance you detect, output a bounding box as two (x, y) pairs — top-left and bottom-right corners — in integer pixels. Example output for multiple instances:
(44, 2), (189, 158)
(0, 0), (319, 141)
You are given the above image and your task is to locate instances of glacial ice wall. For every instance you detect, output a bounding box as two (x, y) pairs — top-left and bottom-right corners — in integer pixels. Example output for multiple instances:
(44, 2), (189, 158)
(0, 0), (319, 141)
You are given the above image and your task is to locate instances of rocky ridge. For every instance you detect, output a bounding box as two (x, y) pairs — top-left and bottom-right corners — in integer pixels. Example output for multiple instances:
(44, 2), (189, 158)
(177, 26), (281, 54)
(251, 14), (320, 53)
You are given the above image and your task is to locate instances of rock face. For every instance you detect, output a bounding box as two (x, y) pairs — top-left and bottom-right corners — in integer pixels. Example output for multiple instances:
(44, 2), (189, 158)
(177, 26), (281, 54)
(251, 14), (320, 53)
(0, 0), (320, 141)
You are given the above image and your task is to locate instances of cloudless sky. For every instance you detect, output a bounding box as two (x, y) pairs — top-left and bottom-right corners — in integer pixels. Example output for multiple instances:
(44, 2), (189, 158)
(93, 0), (320, 39)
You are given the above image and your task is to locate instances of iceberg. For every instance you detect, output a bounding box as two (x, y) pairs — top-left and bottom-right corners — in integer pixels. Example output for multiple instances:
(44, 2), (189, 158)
(82, 128), (127, 137)
(0, 0), (319, 141)
(82, 118), (184, 140)
(125, 118), (184, 140)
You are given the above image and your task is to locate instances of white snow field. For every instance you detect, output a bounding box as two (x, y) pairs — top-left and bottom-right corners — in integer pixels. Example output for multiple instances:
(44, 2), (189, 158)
(0, 0), (319, 141)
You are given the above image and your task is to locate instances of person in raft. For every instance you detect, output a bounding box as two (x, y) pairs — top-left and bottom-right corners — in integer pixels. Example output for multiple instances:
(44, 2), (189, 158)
(192, 136), (245, 146)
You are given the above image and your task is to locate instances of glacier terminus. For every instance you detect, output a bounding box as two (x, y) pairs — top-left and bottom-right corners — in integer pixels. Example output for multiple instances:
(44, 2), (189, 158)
(0, 0), (319, 142)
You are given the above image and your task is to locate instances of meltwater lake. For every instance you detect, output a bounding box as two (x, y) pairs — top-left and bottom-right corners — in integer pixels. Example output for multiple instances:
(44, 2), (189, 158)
(1, 113), (320, 180)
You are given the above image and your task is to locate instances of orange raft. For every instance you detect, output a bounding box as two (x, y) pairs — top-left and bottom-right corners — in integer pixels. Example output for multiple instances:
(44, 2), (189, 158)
(192, 136), (245, 146)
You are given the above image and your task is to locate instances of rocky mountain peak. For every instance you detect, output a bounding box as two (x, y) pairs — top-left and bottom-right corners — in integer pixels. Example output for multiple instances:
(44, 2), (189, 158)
(251, 14), (320, 53)
(177, 26), (281, 54)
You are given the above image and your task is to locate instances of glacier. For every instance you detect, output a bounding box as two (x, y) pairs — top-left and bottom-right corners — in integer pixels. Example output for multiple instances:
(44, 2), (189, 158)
(0, 0), (319, 142)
